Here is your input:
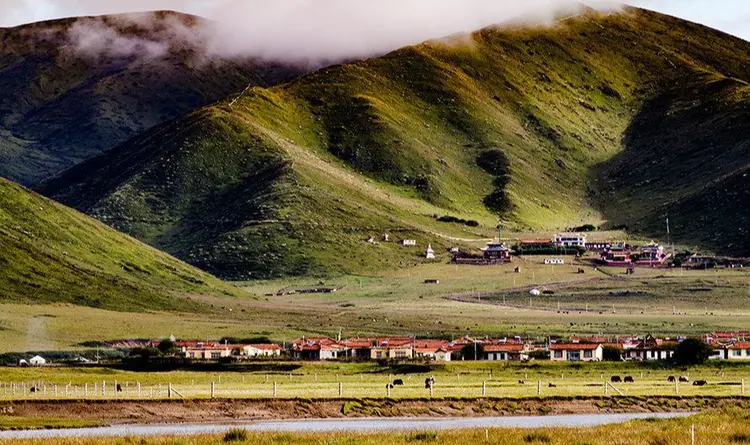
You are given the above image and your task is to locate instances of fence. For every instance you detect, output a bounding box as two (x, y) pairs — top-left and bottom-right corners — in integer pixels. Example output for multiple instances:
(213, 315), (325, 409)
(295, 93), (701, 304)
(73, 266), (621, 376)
(0, 373), (746, 401)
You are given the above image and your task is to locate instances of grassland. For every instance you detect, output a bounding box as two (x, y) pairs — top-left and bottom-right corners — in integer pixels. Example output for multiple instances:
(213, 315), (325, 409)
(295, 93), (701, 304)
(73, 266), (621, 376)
(3, 361), (750, 401)
(0, 177), (242, 312)
(2, 258), (750, 352)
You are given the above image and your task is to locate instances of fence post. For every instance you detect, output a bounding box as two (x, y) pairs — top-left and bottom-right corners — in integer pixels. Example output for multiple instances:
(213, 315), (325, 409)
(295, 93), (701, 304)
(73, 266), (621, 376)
(691, 424), (695, 445)
(102, 381), (106, 398)
(168, 383), (172, 399)
(273, 382), (277, 398)
(138, 382), (141, 398)
(339, 382), (343, 397)
(537, 381), (542, 396)
(742, 379), (745, 396)
(675, 379), (679, 395)
(482, 381), (487, 397)
(85, 383), (88, 397)
(54, 385), (58, 398)
(604, 382), (609, 396)
(430, 385), (434, 398)
(387, 384), (391, 398)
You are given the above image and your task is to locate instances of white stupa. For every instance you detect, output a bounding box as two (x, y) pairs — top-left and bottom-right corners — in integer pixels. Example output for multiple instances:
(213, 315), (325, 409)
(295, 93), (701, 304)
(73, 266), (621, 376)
(425, 244), (436, 259)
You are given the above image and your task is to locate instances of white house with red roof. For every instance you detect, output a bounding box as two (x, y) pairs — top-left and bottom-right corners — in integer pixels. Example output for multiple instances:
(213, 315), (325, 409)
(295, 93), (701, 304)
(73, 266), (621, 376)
(727, 342), (750, 360)
(550, 343), (603, 362)
(484, 344), (530, 361)
(241, 344), (282, 357)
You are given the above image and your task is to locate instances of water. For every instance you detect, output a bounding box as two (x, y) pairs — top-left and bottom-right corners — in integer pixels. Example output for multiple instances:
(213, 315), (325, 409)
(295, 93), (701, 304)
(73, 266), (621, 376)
(0, 413), (692, 439)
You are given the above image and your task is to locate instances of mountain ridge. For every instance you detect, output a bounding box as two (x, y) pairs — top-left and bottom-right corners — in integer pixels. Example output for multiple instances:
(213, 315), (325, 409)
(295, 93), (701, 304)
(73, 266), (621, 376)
(38, 7), (750, 278)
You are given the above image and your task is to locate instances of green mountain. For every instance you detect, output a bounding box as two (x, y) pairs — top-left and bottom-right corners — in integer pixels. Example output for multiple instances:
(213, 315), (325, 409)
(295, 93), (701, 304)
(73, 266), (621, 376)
(39, 7), (750, 279)
(0, 177), (240, 310)
(0, 11), (302, 186)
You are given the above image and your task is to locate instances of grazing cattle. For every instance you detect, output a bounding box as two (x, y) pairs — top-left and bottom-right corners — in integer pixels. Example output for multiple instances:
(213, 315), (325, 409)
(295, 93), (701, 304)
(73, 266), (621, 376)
(611, 376), (622, 383)
(393, 379), (404, 386)
(116, 384), (123, 393)
(425, 377), (435, 389)
(518, 380), (525, 384)
(548, 383), (557, 388)
(30, 386), (39, 394)
(693, 380), (707, 386)
(667, 376), (676, 383)
(679, 376), (690, 383)
(624, 376), (634, 383)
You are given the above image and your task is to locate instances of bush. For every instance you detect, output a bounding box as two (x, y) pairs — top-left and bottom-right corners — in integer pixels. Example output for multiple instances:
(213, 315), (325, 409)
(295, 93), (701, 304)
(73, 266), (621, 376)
(674, 338), (713, 366)
(407, 432), (438, 442)
(524, 432), (552, 443)
(731, 433), (750, 443)
(602, 345), (623, 362)
(223, 428), (249, 442)
(460, 343), (486, 361)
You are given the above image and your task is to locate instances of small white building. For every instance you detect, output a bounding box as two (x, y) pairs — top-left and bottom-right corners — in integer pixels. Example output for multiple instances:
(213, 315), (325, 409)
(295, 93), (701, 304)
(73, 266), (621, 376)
(544, 258), (565, 265)
(401, 240), (417, 247)
(555, 233), (587, 247)
(29, 356), (47, 366)
(727, 342), (750, 360)
(241, 344), (283, 358)
(550, 343), (603, 362)
(425, 244), (436, 259)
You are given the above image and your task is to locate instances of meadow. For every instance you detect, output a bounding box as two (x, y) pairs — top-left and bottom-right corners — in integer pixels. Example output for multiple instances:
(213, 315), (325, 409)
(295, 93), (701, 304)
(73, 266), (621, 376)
(2, 361), (750, 401)
(2, 258), (750, 353)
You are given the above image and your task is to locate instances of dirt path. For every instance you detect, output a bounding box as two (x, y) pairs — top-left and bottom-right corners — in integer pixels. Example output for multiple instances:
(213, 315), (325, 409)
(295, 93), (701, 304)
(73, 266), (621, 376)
(1, 397), (747, 425)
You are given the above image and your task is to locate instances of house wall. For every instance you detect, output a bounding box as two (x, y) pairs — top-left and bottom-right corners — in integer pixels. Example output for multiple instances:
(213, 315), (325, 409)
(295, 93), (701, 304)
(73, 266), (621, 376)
(728, 348), (750, 360)
(551, 347), (602, 362)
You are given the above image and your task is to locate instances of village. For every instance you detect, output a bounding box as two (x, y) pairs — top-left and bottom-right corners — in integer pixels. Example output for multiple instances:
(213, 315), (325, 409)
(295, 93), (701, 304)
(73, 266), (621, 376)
(17, 332), (745, 367)
(403, 231), (750, 269)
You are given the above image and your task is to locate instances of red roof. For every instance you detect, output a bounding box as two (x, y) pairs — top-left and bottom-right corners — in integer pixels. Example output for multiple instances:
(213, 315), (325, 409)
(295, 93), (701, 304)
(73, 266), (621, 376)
(484, 344), (525, 353)
(729, 342), (750, 349)
(550, 343), (601, 351)
(520, 238), (554, 244)
(246, 344), (282, 350)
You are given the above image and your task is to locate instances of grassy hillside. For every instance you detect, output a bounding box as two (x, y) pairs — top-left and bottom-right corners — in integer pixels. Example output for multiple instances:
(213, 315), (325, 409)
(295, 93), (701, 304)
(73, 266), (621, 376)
(0, 11), (302, 186)
(0, 177), (241, 310)
(39, 7), (750, 279)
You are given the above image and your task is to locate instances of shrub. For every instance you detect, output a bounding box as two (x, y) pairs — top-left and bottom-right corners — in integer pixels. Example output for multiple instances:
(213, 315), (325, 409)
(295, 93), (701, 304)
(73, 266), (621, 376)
(731, 433), (750, 443)
(407, 432), (438, 442)
(223, 428), (249, 443)
(524, 432), (552, 443)
(674, 338), (713, 365)
(460, 342), (486, 361)
(603, 345), (623, 361)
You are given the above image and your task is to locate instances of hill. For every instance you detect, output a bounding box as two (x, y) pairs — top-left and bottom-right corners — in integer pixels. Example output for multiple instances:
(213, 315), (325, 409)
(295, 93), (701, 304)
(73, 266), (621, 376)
(0, 11), (302, 186)
(39, 7), (750, 279)
(0, 177), (241, 311)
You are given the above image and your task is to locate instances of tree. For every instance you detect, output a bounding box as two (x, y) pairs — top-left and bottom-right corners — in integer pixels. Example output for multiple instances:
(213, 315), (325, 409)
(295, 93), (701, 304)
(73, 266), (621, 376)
(602, 345), (623, 362)
(674, 338), (713, 365)
(157, 339), (177, 355)
(461, 342), (486, 361)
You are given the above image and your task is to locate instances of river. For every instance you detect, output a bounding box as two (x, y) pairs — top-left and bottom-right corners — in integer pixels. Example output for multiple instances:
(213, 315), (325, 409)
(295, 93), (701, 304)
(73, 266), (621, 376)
(0, 413), (692, 439)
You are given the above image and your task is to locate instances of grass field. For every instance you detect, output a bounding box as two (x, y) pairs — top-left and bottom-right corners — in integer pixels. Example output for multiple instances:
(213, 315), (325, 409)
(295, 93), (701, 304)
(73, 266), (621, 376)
(2, 362), (750, 401)
(3, 259), (750, 353)
(0, 410), (748, 444)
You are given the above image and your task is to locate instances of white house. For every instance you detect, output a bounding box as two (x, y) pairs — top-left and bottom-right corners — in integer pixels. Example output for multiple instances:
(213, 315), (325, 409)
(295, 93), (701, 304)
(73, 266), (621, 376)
(550, 343), (603, 362)
(29, 356), (47, 366)
(241, 344), (283, 358)
(554, 233), (587, 247)
(544, 258), (565, 265)
(727, 342), (750, 360)
(400, 240), (417, 247)
(484, 344), (529, 361)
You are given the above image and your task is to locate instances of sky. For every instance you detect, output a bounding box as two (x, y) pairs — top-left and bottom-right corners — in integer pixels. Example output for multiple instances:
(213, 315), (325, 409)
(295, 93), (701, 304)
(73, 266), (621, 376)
(1, 0), (749, 42)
